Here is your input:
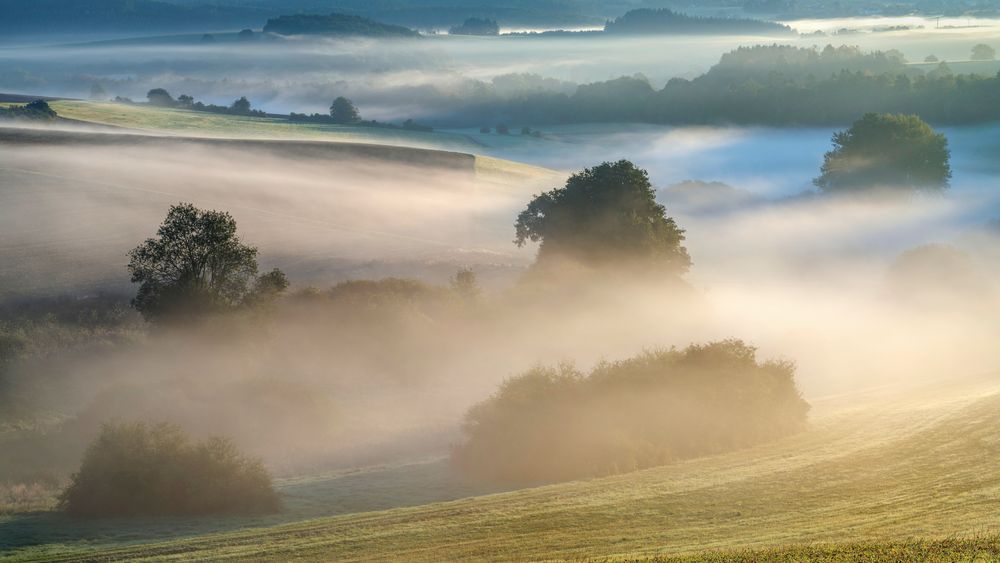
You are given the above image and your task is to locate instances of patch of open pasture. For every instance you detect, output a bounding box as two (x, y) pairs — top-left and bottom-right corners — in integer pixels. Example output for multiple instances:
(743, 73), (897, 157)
(47, 101), (484, 153)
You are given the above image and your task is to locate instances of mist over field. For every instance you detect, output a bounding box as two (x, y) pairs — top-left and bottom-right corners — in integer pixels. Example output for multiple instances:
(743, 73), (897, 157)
(4, 3), (1000, 559)
(2, 15), (999, 119)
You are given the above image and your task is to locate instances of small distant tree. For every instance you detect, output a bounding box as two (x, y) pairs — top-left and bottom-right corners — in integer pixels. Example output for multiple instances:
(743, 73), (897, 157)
(924, 54), (938, 63)
(146, 88), (175, 107)
(814, 113), (951, 194)
(971, 43), (997, 61)
(496, 123), (510, 135)
(329, 96), (360, 124)
(520, 126), (532, 135)
(246, 268), (290, 306)
(201, 33), (216, 43)
(230, 96), (252, 115)
(238, 29), (255, 41)
(24, 100), (56, 118)
(176, 94), (195, 108)
(127, 203), (283, 322)
(451, 268), (481, 301)
(515, 160), (691, 273)
(480, 126), (491, 134)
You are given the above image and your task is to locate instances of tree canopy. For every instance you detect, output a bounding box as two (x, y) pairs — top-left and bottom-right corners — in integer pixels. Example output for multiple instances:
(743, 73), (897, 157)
(971, 43), (996, 61)
(127, 203), (283, 321)
(146, 88), (175, 107)
(814, 113), (951, 194)
(329, 96), (361, 124)
(449, 17), (500, 36)
(515, 160), (690, 273)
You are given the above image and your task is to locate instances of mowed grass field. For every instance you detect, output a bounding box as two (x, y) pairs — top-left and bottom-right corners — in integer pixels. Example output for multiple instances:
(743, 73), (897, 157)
(6, 377), (1000, 562)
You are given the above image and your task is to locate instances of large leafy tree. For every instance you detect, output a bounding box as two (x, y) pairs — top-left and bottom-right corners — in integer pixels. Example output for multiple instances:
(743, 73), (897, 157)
(515, 160), (691, 274)
(127, 203), (273, 321)
(814, 113), (951, 194)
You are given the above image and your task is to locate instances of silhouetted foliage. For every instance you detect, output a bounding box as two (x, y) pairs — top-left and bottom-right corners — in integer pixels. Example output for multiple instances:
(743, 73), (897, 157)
(449, 17), (500, 36)
(603, 8), (793, 35)
(329, 96), (361, 124)
(146, 88), (175, 107)
(971, 43), (996, 60)
(151, 92), (265, 117)
(495, 123), (509, 134)
(0, 99), (56, 120)
(453, 340), (810, 483)
(229, 96), (252, 115)
(449, 45), (1000, 128)
(127, 203), (284, 322)
(450, 268), (481, 302)
(263, 13), (419, 37)
(59, 421), (280, 517)
(402, 118), (433, 132)
(515, 160), (690, 274)
(237, 28), (255, 41)
(814, 113), (951, 194)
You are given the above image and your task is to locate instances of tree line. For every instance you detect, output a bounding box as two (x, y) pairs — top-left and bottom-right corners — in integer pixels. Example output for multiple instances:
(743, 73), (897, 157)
(436, 45), (1000, 127)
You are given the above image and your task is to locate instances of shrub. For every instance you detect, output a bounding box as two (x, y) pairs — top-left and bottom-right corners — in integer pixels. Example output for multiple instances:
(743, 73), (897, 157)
(453, 340), (809, 483)
(59, 421), (280, 517)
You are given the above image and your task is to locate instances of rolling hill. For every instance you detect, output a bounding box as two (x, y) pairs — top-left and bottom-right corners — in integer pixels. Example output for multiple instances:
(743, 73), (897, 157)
(6, 376), (1000, 561)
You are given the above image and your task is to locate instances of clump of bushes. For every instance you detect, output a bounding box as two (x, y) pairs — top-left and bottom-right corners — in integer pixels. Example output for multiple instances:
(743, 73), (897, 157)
(453, 340), (810, 483)
(59, 421), (280, 517)
(0, 99), (57, 121)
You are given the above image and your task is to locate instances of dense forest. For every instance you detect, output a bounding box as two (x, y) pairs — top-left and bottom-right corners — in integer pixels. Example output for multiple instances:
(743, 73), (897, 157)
(603, 8), (793, 35)
(442, 45), (1000, 127)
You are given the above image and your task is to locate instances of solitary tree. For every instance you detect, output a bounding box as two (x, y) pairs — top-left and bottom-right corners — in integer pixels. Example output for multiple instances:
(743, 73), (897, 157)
(146, 88), (175, 107)
(176, 94), (195, 108)
(329, 97), (360, 124)
(230, 96), (252, 115)
(971, 43), (996, 61)
(814, 113), (951, 195)
(515, 160), (691, 273)
(127, 203), (283, 321)
(451, 268), (481, 302)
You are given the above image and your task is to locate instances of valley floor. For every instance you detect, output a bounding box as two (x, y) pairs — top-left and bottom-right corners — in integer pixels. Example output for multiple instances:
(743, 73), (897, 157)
(6, 376), (1000, 561)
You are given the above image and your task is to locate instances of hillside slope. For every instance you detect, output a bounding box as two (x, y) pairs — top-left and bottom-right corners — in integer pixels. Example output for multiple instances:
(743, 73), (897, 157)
(8, 378), (1000, 561)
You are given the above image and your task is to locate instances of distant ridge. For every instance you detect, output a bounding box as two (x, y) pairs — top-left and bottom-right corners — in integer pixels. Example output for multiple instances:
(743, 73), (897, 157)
(604, 8), (794, 35)
(263, 13), (420, 37)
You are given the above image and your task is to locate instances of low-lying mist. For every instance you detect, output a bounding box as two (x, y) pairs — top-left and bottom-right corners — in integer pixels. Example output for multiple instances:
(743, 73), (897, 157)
(2, 19), (999, 120)
(2, 119), (999, 486)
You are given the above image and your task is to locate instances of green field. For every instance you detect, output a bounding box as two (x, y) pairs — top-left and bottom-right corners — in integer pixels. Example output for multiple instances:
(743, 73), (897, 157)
(5, 377), (1000, 561)
(50, 101), (484, 153)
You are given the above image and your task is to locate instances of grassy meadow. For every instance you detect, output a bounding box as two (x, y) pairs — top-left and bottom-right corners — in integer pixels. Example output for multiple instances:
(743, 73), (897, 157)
(5, 377), (1000, 561)
(49, 101), (483, 153)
